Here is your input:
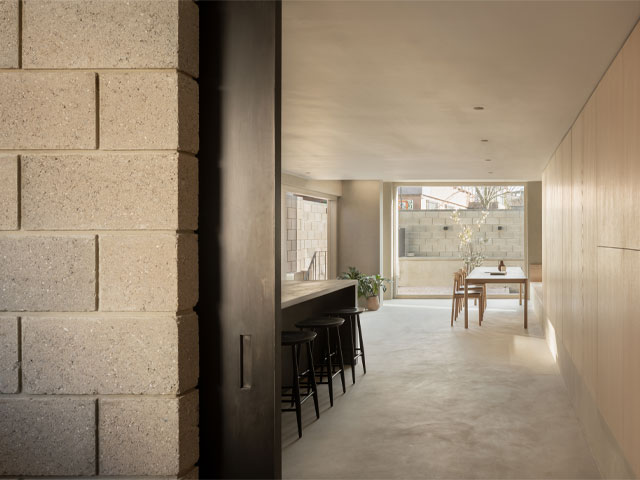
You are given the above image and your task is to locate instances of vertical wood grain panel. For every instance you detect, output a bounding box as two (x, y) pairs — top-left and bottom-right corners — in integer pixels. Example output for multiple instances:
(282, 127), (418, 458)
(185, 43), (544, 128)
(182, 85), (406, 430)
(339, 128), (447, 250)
(597, 247), (625, 445)
(581, 99), (598, 397)
(560, 135), (572, 356)
(542, 21), (640, 477)
(622, 250), (640, 475)
(570, 121), (584, 375)
(596, 54), (624, 249)
(623, 26), (640, 251)
(541, 167), (547, 317)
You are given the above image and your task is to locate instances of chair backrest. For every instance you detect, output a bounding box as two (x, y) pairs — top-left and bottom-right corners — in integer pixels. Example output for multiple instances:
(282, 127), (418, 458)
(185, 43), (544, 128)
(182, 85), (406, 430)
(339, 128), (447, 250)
(452, 270), (462, 293)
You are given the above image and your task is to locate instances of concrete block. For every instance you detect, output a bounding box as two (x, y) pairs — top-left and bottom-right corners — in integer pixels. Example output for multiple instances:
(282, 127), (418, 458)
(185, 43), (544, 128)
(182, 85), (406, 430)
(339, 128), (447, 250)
(0, 397), (96, 475)
(0, 0), (18, 68)
(100, 72), (198, 153)
(22, 313), (198, 394)
(0, 72), (96, 149)
(0, 156), (18, 230)
(22, 153), (197, 230)
(99, 233), (198, 312)
(0, 316), (18, 393)
(23, 0), (198, 77)
(99, 391), (198, 476)
(0, 235), (96, 312)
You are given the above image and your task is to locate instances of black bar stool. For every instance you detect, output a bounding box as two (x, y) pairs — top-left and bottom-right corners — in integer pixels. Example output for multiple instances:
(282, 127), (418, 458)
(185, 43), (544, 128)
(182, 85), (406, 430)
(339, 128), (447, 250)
(295, 316), (346, 407)
(325, 307), (366, 384)
(281, 330), (320, 438)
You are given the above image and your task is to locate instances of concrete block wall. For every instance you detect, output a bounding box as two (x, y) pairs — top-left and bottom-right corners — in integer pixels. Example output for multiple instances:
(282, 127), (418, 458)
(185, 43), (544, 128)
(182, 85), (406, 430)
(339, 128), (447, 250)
(284, 193), (328, 276)
(0, 1), (199, 477)
(399, 208), (524, 260)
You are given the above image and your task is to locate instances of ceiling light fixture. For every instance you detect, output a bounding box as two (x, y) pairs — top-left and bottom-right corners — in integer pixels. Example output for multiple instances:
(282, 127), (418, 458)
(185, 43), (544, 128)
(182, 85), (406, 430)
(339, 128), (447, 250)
(488, 172), (493, 174)
(481, 139), (489, 142)
(485, 158), (492, 162)
(473, 106), (485, 110)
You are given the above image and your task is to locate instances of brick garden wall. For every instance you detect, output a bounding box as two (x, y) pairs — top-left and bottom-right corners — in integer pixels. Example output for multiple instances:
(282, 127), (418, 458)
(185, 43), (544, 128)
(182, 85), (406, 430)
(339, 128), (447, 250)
(0, 1), (199, 477)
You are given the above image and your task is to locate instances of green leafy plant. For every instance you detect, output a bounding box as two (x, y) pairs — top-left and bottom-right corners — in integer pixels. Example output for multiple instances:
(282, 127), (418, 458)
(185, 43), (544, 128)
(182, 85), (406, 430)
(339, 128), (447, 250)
(339, 267), (391, 298)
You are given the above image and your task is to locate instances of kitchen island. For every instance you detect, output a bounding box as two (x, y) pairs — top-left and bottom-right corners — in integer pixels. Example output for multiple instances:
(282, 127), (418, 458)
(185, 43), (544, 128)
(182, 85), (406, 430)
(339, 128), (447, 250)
(281, 280), (359, 376)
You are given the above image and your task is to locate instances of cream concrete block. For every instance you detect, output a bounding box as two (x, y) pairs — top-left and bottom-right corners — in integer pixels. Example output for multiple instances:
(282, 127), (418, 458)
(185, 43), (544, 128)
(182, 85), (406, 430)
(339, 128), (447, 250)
(0, 316), (18, 393)
(0, 1), (18, 68)
(0, 235), (96, 312)
(22, 153), (198, 230)
(23, 0), (198, 77)
(0, 156), (18, 230)
(0, 72), (96, 149)
(99, 391), (198, 476)
(99, 233), (198, 311)
(0, 397), (96, 475)
(22, 313), (198, 394)
(100, 72), (198, 153)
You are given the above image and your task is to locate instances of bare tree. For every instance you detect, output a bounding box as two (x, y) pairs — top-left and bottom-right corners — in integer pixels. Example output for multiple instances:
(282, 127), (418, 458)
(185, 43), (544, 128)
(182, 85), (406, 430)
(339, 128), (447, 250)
(455, 186), (522, 209)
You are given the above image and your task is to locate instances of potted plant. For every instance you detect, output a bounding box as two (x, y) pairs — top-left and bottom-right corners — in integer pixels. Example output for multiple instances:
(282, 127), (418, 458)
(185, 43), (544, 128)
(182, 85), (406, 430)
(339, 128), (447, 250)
(338, 267), (390, 311)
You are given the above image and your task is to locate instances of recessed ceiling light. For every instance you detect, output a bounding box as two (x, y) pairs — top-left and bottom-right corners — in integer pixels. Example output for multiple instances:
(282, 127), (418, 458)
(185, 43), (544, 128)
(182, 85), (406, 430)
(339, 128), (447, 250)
(481, 139), (489, 142)
(473, 106), (485, 110)
(488, 172), (493, 174)
(305, 171), (311, 174)
(485, 158), (492, 162)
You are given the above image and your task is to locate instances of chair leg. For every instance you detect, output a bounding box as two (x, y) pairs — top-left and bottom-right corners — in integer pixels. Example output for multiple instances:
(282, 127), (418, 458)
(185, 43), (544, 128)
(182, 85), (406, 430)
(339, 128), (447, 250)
(451, 294), (456, 326)
(292, 345), (302, 438)
(335, 326), (346, 393)
(306, 341), (320, 420)
(357, 314), (366, 374)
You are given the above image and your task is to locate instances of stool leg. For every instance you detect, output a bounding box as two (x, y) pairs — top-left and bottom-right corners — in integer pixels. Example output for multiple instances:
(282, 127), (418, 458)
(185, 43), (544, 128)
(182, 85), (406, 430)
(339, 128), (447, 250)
(335, 326), (346, 393)
(326, 328), (334, 406)
(349, 315), (356, 384)
(292, 345), (302, 438)
(306, 341), (320, 420)
(357, 314), (366, 374)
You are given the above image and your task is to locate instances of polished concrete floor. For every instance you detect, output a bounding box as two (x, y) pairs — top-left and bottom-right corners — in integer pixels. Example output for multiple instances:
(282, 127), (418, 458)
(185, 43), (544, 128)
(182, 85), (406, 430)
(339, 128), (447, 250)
(282, 299), (601, 479)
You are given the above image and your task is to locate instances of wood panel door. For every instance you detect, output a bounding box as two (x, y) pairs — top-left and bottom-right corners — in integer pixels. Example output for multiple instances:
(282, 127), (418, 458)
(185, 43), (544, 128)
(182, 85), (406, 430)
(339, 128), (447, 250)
(597, 247), (625, 444)
(595, 54), (624, 250)
(581, 100), (599, 397)
(622, 249), (640, 476)
(623, 26), (640, 251)
(560, 134), (572, 356)
(570, 120), (584, 375)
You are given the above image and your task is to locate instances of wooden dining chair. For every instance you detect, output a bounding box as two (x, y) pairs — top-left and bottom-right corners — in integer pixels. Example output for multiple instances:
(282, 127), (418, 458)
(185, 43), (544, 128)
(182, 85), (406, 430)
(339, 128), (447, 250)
(451, 271), (484, 326)
(461, 267), (487, 310)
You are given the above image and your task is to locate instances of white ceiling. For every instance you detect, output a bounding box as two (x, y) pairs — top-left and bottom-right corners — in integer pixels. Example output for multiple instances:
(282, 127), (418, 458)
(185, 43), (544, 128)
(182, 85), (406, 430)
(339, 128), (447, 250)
(282, 1), (640, 181)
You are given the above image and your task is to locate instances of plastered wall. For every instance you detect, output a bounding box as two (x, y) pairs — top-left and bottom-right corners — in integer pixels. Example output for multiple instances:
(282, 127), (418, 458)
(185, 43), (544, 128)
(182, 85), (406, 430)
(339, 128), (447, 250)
(0, 1), (199, 477)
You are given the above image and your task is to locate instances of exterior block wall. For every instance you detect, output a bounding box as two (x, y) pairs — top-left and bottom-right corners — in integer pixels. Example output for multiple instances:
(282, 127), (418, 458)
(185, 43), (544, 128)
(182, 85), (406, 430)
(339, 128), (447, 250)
(399, 208), (525, 260)
(0, 1), (199, 478)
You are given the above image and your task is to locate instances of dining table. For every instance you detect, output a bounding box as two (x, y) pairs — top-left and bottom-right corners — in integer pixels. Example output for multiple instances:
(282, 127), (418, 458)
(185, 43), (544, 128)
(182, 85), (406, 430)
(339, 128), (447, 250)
(464, 266), (529, 329)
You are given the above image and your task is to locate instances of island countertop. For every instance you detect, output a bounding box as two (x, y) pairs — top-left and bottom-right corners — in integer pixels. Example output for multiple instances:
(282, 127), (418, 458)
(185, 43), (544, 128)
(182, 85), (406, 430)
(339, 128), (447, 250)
(281, 279), (358, 309)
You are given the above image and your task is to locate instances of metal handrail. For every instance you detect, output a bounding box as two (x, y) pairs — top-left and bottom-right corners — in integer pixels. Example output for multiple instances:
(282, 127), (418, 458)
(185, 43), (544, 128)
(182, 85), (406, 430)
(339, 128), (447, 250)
(304, 250), (327, 280)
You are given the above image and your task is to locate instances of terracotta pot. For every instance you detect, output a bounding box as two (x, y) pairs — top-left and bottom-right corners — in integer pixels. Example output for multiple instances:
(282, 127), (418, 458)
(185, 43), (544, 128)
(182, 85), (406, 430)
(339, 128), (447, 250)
(366, 295), (380, 311)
